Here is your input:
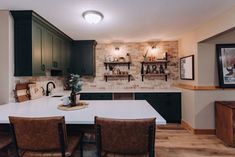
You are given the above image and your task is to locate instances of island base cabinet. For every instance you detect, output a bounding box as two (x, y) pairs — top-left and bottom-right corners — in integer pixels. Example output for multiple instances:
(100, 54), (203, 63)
(135, 93), (181, 123)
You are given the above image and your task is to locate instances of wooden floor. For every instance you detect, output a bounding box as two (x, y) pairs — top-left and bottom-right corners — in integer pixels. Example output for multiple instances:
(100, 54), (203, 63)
(155, 129), (235, 157)
(81, 127), (235, 157)
(3, 126), (235, 157)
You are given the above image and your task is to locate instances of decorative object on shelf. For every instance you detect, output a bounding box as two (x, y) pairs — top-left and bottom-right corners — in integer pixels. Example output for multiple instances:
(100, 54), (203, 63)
(143, 50), (148, 61)
(104, 60), (131, 82)
(146, 65), (151, 74)
(180, 55), (194, 80)
(68, 74), (83, 106)
(159, 65), (165, 74)
(118, 57), (126, 62)
(126, 53), (131, 62)
(216, 44), (235, 88)
(141, 53), (169, 81)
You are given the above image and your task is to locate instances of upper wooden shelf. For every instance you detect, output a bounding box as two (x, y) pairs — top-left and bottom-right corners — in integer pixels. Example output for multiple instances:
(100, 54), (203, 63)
(141, 60), (168, 64)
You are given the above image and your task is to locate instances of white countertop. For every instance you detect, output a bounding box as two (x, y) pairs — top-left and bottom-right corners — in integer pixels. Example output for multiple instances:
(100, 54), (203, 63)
(80, 87), (181, 93)
(0, 97), (166, 125)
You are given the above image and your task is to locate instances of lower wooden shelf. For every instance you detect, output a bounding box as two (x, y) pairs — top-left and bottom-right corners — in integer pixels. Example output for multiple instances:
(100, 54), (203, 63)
(141, 73), (168, 81)
(104, 74), (131, 82)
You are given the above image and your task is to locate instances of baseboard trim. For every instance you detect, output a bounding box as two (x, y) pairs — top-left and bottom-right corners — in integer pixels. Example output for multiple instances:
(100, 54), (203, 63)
(181, 120), (215, 135)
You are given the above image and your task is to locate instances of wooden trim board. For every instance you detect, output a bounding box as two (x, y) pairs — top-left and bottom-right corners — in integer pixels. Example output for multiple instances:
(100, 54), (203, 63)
(181, 120), (215, 135)
(176, 84), (220, 90)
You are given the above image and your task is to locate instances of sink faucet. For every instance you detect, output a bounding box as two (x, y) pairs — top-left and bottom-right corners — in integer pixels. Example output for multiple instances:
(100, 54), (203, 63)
(46, 81), (56, 96)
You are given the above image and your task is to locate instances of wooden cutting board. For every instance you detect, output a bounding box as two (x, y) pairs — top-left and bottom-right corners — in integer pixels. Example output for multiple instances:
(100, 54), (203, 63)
(14, 83), (30, 102)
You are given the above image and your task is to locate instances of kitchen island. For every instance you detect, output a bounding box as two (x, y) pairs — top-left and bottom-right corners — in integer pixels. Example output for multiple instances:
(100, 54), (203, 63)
(0, 97), (166, 125)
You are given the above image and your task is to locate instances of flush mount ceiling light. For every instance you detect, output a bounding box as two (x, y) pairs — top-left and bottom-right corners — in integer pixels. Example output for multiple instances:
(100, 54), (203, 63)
(82, 10), (104, 24)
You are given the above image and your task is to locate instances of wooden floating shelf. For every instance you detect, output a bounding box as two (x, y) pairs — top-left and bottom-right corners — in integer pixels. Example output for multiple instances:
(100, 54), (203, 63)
(104, 61), (131, 69)
(141, 73), (169, 81)
(141, 60), (168, 64)
(104, 74), (131, 82)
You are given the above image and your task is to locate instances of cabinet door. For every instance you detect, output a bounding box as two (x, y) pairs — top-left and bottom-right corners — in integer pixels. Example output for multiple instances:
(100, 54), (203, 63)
(52, 35), (62, 69)
(135, 93), (181, 123)
(32, 21), (45, 76)
(44, 30), (53, 71)
(71, 41), (96, 76)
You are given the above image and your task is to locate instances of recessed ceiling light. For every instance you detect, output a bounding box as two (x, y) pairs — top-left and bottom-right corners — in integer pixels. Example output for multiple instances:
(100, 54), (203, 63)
(82, 10), (104, 24)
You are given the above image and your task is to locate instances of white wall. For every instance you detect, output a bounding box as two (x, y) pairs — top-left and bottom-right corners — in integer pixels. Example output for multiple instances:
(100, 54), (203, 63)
(181, 88), (195, 128)
(179, 6), (235, 129)
(0, 10), (13, 104)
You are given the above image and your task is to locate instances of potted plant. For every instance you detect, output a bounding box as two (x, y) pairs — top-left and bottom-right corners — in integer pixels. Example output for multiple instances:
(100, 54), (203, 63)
(68, 74), (83, 106)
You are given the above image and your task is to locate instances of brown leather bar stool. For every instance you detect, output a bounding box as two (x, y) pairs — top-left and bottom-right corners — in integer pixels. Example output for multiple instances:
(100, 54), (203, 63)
(9, 116), (83, 157)
(0, 132), (12, 157)
(95, 116), (156, 157)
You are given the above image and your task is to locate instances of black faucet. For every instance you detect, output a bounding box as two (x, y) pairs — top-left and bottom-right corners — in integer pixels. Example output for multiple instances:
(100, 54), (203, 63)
(46, 81), (56, 96)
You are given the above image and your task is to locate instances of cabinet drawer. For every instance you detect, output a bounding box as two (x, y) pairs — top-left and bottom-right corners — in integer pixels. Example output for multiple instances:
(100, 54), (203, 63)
(80, 93), (112, 100)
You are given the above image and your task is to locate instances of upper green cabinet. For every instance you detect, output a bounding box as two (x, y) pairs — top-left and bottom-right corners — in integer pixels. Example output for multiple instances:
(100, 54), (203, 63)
(11, 11), (72, 76)
(32, 21), (44, 76)
(71, 40), (97, 76)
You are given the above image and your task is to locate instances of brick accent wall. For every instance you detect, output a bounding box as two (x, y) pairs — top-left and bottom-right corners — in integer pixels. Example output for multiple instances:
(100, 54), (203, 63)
(82, 41), (179, 90)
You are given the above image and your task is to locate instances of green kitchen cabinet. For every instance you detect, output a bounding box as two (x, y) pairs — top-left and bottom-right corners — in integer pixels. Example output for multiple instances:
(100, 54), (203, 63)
(135, 93), (181, 123)
(71, 40), (97, 76)
(11, 10), (72, 76)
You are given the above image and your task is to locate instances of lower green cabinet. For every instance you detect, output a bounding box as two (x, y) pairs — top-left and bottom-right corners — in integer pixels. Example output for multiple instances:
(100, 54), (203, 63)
(135, 93), (181, 123)
(80, 93), (112, 100)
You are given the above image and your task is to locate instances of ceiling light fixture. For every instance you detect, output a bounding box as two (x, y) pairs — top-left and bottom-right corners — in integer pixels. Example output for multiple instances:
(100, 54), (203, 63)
(82, 10), (104, 24)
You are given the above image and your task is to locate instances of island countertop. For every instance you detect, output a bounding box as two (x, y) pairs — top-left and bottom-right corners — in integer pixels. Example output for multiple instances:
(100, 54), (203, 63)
(0, 97), (166, 125)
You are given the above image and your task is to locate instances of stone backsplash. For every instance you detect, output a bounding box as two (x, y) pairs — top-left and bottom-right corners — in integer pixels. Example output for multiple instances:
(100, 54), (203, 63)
(12, 41), (179, 101)
(11, 76), (65, 102)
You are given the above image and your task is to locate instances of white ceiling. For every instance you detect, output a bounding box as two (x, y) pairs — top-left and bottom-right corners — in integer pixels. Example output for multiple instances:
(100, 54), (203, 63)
(1, 0), (235, 42)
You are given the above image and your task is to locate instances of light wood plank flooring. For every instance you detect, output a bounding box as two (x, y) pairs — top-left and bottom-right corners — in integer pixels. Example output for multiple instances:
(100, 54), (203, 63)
(155, 129), (235, 157)
(80, 127), (235, 157)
